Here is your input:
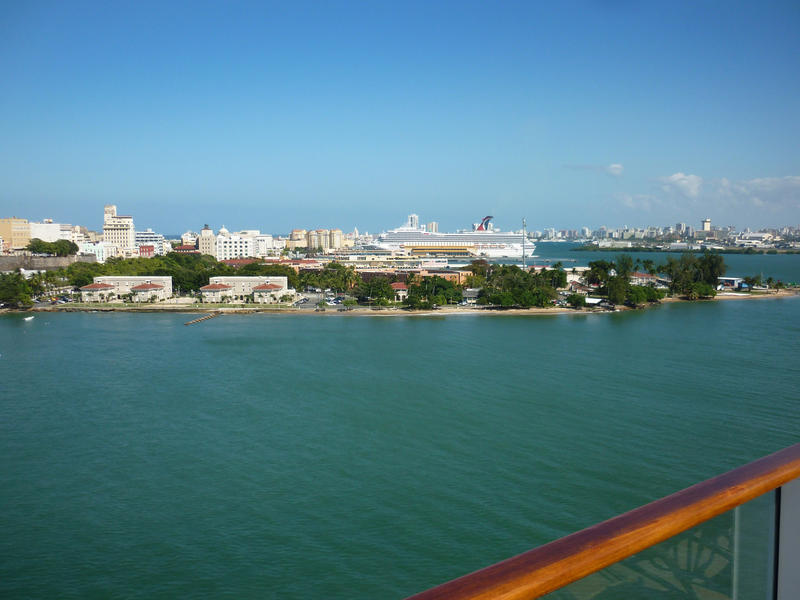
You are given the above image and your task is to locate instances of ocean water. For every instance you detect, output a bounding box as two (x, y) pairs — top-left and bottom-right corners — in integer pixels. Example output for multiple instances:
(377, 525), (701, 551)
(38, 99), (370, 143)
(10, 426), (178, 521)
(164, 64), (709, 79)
(2, 298), (799, 598)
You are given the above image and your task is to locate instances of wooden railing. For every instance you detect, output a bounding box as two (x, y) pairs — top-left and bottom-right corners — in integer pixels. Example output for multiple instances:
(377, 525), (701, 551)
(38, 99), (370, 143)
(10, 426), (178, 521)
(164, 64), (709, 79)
(406, 443), (800, 600)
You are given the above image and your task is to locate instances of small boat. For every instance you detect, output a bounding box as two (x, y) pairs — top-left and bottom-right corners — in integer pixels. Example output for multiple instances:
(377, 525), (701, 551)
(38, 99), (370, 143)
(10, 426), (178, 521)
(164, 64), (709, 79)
(23, 316), (34, 321)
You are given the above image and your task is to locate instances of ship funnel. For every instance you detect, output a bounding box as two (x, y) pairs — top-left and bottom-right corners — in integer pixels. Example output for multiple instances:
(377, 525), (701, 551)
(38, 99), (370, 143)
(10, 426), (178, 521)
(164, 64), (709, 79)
(476, 216), (494, 231)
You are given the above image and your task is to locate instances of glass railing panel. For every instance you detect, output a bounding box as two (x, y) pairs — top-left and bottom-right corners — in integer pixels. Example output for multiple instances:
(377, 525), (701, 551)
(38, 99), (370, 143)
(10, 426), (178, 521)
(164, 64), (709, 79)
(543, 491), (775, 600)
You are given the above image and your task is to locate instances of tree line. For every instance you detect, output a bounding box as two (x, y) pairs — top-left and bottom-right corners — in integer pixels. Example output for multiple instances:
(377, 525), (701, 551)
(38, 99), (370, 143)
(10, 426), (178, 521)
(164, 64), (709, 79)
(0, 249), (770, 310)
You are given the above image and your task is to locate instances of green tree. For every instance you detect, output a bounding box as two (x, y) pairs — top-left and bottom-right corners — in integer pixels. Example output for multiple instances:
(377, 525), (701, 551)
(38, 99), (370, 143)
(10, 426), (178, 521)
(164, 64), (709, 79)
(25, 238), (78, 256)
(355, 277), (394, 304)
(586, 260), (614, 285)
(615, 254), (634, 280)
(687, 281), (716, 300)
(625, 285), (648, 307)
(606, 276), (628, 305)
(0, 272), (33, 306)
(696, 252), (726, 285)
(566, 293), (586, 309)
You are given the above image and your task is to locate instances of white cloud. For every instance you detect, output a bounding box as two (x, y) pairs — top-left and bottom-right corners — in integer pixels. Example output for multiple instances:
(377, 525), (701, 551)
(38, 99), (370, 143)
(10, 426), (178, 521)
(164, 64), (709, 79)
(564, 163), (624, 177)
(617, 173), (800, 226)
(659, 172), (703, 198)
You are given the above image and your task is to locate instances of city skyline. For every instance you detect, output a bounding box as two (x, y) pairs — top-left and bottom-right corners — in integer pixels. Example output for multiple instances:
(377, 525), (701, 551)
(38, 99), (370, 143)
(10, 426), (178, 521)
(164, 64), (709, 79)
(2, 1), (799, 233)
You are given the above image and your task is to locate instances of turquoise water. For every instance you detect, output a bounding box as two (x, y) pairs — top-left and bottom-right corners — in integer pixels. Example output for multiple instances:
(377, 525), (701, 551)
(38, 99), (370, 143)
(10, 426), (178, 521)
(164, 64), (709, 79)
(2, 299), (799, 598)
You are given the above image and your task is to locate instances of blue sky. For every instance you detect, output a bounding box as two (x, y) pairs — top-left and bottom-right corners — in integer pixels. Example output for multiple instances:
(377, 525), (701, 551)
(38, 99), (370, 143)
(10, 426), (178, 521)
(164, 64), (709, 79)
(1, 1), (799, 234)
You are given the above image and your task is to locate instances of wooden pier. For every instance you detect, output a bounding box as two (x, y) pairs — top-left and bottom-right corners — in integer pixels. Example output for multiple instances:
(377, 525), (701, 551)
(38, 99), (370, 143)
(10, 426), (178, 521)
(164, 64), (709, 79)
(184, 312), (222, 326)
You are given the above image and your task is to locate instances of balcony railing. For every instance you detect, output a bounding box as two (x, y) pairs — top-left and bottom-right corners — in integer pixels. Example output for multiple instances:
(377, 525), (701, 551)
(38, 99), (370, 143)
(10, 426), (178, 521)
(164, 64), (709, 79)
(406, 443), (800, 600)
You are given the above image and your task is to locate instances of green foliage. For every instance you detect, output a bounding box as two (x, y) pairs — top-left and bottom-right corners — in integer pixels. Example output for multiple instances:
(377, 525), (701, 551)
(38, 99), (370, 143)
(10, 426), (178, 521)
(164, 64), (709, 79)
(615, 254), (634, 279)
(585, 260), (614, 285)
(473, 264), (561, 308)
(299, 262), (359, 293)
(606, 276), (628, 305)
(566, 293), (586, 308)
(625, 285), (648, 307)
(239, 262), (300, 289)
(744, 274), (762, 287)
(658, 252), (727, 297)
(0, 272), (33, 306)
(687, 281), (716, 300)
(58, 253), (251, 292)
(355, 277), (394, 303)
(404, 275), (461, 309)
(696, 252), (726, 285)
(26, 238), (79, 256)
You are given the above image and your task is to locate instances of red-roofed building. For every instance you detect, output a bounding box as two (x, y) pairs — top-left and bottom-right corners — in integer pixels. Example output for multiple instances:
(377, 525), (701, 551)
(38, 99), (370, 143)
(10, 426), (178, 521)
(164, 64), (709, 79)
(80, 282), (115, 302)
(173, 244), (200, 254)
(199, 282), (233, 303)
(221, 258), (259, 268)
(253, 282), (289, 304)
(80, 276), (174, 302)
(130, 282), (167, 302)
(199, 276), (295, 304)
(390, 281), (409, 302)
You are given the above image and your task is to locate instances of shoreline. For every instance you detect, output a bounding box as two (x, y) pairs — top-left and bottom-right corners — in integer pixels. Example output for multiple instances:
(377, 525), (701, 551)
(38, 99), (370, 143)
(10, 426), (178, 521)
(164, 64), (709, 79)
(4, 289), (797, 318)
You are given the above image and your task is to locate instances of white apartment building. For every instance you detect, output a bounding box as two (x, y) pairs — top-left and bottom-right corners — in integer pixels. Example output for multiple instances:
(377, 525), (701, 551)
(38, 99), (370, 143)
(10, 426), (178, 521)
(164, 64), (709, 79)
(78, 241), (118, 263)
(29, 220), (73, 243)
(215, 227), (254, 261)
(253, 234), (274, 257)
(135, 228), (171, 256)
(102, 205), (135, 255)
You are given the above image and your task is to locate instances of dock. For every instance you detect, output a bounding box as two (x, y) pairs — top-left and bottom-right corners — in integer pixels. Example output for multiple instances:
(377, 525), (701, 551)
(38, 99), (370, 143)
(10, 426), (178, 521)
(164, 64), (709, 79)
(184, 312), (222, 326)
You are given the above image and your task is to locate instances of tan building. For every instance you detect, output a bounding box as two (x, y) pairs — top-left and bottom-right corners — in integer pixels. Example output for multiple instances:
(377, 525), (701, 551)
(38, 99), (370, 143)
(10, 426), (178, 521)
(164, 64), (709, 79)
(199, 276), (294, 303)
(197, 282), (232, 303)
(197, 225), (216, 256)
(102, 205), (135, 254)
(80, 276), (173, 302)
(130, 282), (171, 302)
(329, 229), (343, 249)
(306, 229), (330, 251)
(253, 282), (289, 304)
(0, 218), (31, 250)
(79, 282), (116, 302)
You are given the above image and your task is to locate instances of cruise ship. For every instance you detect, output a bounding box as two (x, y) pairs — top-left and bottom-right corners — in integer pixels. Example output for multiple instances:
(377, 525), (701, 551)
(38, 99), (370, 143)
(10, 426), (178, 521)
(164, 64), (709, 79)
(376, 214), (535, 258)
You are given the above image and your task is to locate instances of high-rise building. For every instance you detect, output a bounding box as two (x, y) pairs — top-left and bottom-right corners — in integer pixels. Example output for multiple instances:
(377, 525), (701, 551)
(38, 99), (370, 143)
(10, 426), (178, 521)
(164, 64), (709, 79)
(426, 222), (439, 233)
(328, 229), (343, 249)
(702, 218), (711, 232)
(0, 218), (31, 250)
(307, 229), (330, 251)
(29, 219), (73, 243)
(135, 228), (171, 256)
(216, 234), (254, 261)
(102, 205), (135, 253)
(198, 225), (216, 256)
